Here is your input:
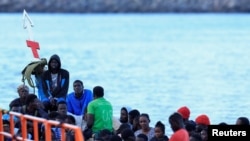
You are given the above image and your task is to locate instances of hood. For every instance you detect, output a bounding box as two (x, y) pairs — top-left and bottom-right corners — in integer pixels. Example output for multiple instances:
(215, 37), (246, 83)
(48, 54), (61, 71)
(121, 106), (132, 114)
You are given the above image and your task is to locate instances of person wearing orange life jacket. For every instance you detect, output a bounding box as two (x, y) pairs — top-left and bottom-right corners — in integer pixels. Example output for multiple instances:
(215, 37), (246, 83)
(168, 112), (189, 141)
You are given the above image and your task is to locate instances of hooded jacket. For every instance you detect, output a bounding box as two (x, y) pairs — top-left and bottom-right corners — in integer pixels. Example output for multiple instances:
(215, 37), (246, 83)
(41, 54), (69, 101)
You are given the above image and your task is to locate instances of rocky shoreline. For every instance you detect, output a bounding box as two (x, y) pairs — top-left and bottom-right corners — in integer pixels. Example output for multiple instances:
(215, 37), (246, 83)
(0, 0), (250, 13)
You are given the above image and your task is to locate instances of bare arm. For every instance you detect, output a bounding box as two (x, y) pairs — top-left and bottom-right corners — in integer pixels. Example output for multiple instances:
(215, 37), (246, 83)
(86, 113), (94, 129)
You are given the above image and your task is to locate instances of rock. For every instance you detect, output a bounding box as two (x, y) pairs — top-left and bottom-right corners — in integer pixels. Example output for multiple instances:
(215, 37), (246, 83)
(0, 0), (249, 13)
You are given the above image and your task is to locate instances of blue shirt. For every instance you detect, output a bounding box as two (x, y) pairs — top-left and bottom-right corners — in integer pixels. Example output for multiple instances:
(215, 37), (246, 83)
(66, 89), (93, 116)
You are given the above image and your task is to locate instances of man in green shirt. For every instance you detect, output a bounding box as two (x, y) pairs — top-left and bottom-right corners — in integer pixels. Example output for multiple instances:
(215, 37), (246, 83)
(86, 86), (113, 139)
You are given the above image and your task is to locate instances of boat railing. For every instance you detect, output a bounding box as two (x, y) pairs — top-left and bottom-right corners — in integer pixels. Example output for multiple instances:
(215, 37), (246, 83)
(0, 108), (84, 141)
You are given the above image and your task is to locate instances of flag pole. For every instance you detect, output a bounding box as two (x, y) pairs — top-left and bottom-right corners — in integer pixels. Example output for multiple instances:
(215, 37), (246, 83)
(23, 9), (40, 59)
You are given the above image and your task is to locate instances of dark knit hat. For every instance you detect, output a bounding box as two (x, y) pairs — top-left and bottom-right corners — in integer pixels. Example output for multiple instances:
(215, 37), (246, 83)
(177, 106), (190, 119)
(195, 114), (210, 126)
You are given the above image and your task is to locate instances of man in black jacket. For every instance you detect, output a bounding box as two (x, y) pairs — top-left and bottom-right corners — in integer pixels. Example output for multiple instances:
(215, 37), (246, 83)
(41, 54), (70, 112)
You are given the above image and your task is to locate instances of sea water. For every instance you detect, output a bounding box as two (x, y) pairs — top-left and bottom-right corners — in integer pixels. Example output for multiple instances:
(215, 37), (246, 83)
(0, 13), (250, 136)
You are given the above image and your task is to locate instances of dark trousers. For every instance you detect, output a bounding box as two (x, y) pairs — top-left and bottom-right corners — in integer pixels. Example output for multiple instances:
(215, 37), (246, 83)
(43, 101), (57, 113)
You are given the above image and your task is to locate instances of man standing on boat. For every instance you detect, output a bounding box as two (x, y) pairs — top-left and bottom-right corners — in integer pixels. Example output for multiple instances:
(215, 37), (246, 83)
(41, 54), (70, 112)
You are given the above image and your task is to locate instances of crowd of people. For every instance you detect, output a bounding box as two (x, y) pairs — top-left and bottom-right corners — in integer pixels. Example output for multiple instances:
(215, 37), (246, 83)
(1, 54), (249, 141)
